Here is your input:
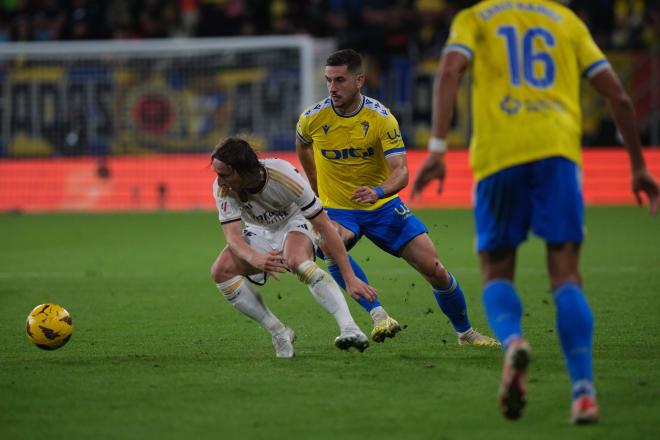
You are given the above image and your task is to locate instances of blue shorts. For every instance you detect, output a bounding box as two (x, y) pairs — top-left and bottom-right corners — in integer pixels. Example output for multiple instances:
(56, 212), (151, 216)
(474, 156), (584, 252)
(325, 197), (428, 256)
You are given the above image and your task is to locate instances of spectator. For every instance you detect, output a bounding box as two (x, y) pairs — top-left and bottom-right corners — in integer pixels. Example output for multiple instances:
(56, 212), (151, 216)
(139, 0), (178, 38)
(66, 0), (107, 40)
(32, 0), (65, 41)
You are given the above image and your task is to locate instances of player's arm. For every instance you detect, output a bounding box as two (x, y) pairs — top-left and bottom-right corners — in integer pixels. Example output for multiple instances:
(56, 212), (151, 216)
(351, 154), (409, 204)
(308, 210), (377, 302)
(590, 68), (660, 215)
(411, 50), (469, 199)
(221, 220), (288, 274)
(295, 137), (318, 196)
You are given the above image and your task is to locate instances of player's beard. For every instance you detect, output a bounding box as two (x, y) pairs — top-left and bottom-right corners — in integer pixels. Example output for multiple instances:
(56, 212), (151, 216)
(332, 90), (361, 115)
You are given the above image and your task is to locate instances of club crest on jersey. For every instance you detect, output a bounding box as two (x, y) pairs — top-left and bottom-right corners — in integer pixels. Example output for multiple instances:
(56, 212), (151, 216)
(322, 125), (330, 135)
(361, 121), (370, 136)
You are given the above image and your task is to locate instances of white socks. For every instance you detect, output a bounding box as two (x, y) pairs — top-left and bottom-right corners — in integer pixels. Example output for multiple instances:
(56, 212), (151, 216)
(217, 262), (360, 336)
(369, 306), (388, 323)
(295, 260), (358, 331)
(217, 275), (285, 335)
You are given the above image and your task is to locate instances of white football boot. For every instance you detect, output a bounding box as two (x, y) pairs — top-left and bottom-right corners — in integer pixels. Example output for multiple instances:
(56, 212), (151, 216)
(335, 328), (369, 352)
(272, 327), (296, 358)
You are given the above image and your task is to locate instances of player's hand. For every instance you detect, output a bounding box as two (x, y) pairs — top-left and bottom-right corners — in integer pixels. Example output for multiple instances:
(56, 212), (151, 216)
(351, 186), (378, 204)
(632, 169), (660, 216)
(411, 152), (446, 200)
(344, 275), (378, 303)
(251, 250), (288, 276)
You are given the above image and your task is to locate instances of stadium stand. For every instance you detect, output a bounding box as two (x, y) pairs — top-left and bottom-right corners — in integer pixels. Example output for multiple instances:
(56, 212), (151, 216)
(0, 1), (658, 212)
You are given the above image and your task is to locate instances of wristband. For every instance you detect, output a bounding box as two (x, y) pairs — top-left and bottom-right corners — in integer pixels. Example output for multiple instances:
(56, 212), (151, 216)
(428, 137), (448, 153)
(374, 186), (385, 199)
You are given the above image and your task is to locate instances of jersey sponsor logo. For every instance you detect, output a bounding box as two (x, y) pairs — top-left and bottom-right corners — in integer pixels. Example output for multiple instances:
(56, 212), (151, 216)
(386, 129), (402, 140)
(321, 147), (375, 160)
(500, 94), (566, 114)
(525, 98), (566, 112)
(249, 209), (289, 225)
(500, 95), (521, 115)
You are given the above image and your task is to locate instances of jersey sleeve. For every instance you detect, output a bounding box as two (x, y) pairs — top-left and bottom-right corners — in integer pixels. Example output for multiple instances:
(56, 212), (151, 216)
(573, 15), (609, 78)
(288, 163), (323, 219)
(443, 9), (477, 60)
(269, 160), (323, 219)
(213, 180), (242, 224)
(296, 111), (312, 144)
(380, 113), (406, 159)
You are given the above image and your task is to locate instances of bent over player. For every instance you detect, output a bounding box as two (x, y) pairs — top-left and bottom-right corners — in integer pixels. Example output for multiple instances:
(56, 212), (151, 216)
(296, 49), (497, 347)
(411, 0), (659, 424)
(210, 137), (376, 358)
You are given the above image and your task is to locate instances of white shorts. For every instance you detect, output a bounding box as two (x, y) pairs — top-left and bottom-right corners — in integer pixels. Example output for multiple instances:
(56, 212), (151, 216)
(242, 215), (319, 285)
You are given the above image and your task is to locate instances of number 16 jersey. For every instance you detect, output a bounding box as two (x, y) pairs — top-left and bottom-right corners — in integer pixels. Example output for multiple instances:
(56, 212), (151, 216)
(446, 0), (608, 181)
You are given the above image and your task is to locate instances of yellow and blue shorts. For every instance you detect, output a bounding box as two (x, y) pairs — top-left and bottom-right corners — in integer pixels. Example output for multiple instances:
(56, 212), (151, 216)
(325, 197), (428, 256)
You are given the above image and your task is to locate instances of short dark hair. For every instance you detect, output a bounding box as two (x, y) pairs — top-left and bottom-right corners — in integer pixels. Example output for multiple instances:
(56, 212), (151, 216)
(211, 137), (260, 174)
(326, 49), (362, 73)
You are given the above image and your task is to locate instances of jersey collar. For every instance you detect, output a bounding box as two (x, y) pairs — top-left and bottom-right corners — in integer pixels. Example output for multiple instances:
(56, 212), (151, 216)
(331, 95), (365, 118)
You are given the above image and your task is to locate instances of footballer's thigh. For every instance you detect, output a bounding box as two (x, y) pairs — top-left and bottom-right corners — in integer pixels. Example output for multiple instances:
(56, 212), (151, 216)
(332, 220), (356, 245)
(400, 233), (451, 287)
(283, 231), (315, 269)
(211, 247), (262, 283)
(324, 207), (361, 248)
(212, 225), (277, 283)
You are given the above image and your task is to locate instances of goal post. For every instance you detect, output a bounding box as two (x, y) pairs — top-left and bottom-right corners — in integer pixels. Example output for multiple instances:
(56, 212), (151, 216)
(0, 36), (335, 157)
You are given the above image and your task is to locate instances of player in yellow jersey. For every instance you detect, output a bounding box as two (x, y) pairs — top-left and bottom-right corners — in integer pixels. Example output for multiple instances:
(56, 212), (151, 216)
(297, 49), (498, 347)
(411, 0), (660, 424)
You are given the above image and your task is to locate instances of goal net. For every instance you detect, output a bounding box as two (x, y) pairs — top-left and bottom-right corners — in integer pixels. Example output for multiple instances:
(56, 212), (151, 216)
(0, 36), (334, 157)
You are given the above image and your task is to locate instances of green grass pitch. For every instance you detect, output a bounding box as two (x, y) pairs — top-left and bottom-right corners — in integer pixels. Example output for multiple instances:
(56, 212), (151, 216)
(1, 207), (658, 439)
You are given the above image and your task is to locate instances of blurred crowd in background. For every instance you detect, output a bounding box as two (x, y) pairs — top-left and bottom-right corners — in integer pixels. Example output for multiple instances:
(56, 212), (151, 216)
(1, 0), (658, 55)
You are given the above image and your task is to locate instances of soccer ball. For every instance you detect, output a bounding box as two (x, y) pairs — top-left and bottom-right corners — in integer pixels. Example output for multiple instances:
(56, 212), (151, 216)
(26, 304), (73, 350)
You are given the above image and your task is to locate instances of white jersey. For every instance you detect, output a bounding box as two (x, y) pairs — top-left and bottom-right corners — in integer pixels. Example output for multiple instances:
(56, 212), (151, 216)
(213, 158), (323, 230)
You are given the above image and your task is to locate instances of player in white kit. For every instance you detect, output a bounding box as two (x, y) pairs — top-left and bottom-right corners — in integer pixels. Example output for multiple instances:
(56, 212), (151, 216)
(210, 137), (377, 357)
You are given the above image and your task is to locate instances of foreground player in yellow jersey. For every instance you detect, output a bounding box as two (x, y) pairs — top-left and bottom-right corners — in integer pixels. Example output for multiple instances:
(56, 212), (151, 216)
(297, 49), (497, 347)
(411, 0), (660, 424)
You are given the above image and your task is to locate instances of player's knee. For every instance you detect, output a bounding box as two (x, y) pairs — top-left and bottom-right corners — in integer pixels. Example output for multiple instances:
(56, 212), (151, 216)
(294, 260), (325, 285)
(420, 260), (450, 286)
(211, 261), (233, 284)
(285, 254), (306, 272)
